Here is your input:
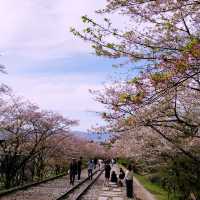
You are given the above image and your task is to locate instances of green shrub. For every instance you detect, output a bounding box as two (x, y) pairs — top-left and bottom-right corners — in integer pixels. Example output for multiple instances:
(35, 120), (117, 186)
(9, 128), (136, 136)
(117, 157), (132, 168)
(160, 155), (200, 200)
(148, 173), (162, 185)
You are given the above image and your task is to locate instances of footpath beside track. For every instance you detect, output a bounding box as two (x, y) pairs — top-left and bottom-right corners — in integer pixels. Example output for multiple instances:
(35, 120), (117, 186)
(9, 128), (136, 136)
(96, 164), (127, 200)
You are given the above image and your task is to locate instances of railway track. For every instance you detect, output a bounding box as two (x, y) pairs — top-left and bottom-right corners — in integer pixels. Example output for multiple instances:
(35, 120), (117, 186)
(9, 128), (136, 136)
(56, 169), (104, 200)
(0, 169), (104, 200)
(0, 173), (67, 198)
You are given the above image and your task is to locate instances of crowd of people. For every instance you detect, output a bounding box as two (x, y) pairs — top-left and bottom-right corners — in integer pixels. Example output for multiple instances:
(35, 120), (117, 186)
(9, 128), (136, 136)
(104, 159), (134, 199)
(68, 157), (134, 199)
(69, 157), (102, 185)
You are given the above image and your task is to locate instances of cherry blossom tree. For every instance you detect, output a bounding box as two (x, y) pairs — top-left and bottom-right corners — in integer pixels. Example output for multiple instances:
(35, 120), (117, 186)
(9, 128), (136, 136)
(72, 0), (200, 161)
(0, 93), (77, 187)
(72, 1), (200, 198)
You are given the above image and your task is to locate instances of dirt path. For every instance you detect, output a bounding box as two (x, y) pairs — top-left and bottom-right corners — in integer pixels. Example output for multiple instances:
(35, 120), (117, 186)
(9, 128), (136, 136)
(133, 177), (156, 200)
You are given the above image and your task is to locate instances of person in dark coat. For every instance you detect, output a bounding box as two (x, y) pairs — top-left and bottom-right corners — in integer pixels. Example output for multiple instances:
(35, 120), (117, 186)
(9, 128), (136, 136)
(104, 161), (111, 186)
(118, 168), (125, 187)
(94, 158), (97, 169)
(69, 158), (77, 185)
(77, 157), (82, 180)
(111, 171), (118, 183)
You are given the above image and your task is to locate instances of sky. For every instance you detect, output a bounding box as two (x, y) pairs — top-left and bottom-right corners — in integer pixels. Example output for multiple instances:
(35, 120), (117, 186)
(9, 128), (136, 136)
(0, 0), (125, 131)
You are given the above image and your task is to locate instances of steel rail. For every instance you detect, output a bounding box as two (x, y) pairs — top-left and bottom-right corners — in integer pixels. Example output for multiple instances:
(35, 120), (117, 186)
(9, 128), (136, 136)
(56, 169), (104, 200)
(75, 169), (104, 200)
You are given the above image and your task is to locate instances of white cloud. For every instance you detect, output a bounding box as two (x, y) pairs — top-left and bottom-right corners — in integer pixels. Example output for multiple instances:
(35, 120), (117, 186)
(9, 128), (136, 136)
(1, 73), (105, 130)
(2, 73), (103, 110)
(0, 0), (107, 59)
(0, 0), (119, 131)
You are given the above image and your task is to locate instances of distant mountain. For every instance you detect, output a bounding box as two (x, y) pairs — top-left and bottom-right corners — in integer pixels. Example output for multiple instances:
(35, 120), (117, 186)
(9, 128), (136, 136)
(72, 131), (110, 142)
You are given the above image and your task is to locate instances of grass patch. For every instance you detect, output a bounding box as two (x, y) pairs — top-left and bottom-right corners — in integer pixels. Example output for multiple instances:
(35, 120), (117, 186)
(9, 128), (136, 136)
(117, 158), (132, 168)
(134, 174), (178, 200)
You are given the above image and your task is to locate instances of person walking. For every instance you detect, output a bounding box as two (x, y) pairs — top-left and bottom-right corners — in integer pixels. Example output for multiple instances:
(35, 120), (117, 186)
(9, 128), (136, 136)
(111, 158), (115, 167)
(98, 159), (102, 170)
(69, 158), (77, 185)
(125, 165), (134, 199)
(94, 158), (98, 169)
(118, 168), (125, 187)
(104, 160), (111, 186)
(88, 159), (94, 180)
(77, 157), (82, 180)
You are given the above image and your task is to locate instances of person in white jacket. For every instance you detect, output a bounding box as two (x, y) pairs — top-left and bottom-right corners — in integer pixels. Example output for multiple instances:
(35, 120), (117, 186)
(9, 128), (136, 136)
(125, 165), (134, 198)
